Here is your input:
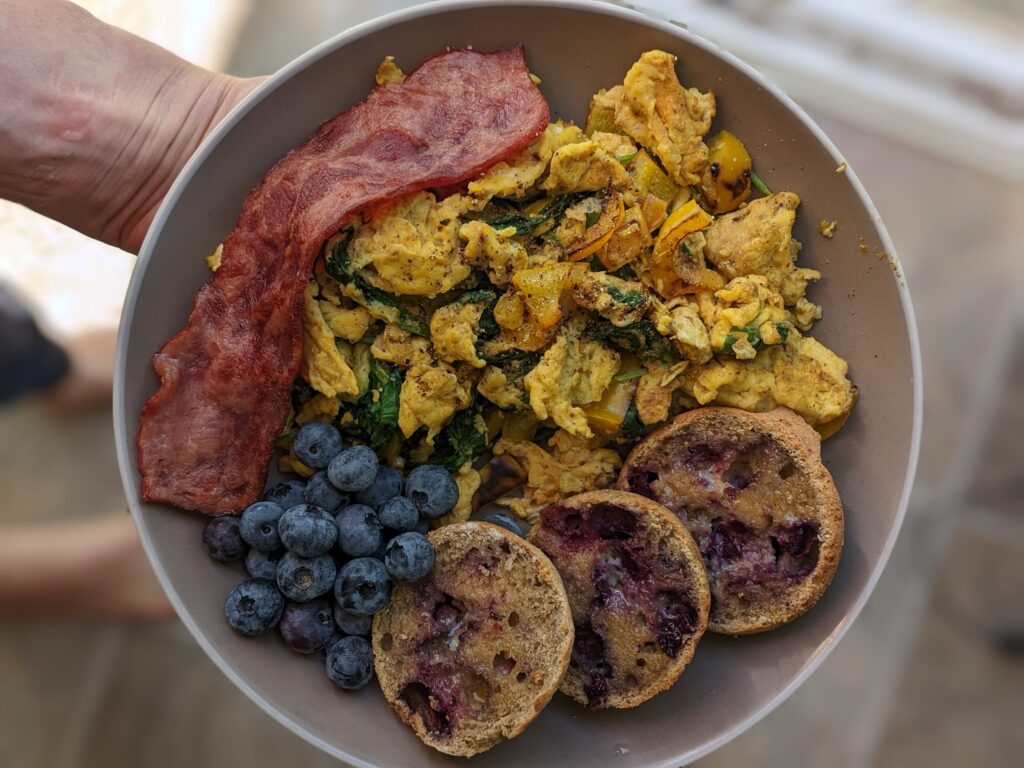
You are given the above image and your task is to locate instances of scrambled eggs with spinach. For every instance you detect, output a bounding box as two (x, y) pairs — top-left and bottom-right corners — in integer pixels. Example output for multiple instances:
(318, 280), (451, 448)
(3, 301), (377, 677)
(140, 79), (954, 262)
(254, 51), (854, 523)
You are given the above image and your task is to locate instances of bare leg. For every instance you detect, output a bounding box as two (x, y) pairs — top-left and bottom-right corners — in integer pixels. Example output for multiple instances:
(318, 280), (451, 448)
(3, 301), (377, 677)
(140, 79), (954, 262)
(0, 515), (173, 619)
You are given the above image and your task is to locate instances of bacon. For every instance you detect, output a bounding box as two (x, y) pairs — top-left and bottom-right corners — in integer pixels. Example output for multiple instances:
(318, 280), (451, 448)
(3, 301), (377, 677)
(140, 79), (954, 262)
(137, 47), (549, 514)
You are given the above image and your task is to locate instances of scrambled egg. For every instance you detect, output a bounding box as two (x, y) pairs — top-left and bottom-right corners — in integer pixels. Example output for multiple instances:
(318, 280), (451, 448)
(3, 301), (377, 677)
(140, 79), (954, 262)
(287, 49), (856, 529)
(709, 275), (790, 357)
(320, 302), (372, 343)
(459, 220), (528, 286)
(524, 316), (619, 438)
(704, 192), (822, 314)
(572, 271), (649, 327)
(653, 299), (712, 363)
(773, 335), (855, 425)
(492, 431), (622, 522)
(635, 360), (690, 425)
(477, 366), (527, 410)
(300, 283), (359, 399)
(349, 191), (473, 296)
(434, 465), (482, 527)
(398, 362), (470, 445)
(679, 334), (854, 426)
(594, 50), (716, 186)
(370, 324), (432, 368)
(429, 300), (486, 368)
(469, 121), (583, 200)
(540, 140), (632, 194)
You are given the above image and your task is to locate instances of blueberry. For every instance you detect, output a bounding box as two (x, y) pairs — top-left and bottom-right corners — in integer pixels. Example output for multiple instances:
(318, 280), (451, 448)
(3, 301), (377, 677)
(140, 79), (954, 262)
(327, 445), (379, 492)
(353, 465), (403, 508)
(263, 479), (306, 510)
(404, 465), (459, 520)
(245, 547), (284, 580)
(325, 635), (374, 690)
(378, 496), (419, 532)
(304, 470), (349, 513)
(335, 504), (383, 558)
(239, 501), (285, 552)
(384, 532), (435, 582)
(482, 512), (523, 537)
(278, 504), (338, 557)
(333, 603), (373, 636)
(322, 630), (345, 655)
(279, 597), (335, 654)
(276, 552), (336, 602)
(224, 578), (284, 636)
(203, 516), (245, 562)
(335, 557), (391, 616)
(413, 517), (431, 535)
(293, 421), (343, 470)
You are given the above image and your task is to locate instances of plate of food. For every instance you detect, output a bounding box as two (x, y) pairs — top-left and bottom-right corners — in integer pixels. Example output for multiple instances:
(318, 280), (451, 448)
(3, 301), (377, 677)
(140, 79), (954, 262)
(114, 1), (921, 765)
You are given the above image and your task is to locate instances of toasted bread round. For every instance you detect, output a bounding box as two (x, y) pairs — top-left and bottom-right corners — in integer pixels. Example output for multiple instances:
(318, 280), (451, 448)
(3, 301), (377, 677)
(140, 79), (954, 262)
(528, 490), (710, 709)
(618, 407), (843, 635)
(372, 522), (574, 757)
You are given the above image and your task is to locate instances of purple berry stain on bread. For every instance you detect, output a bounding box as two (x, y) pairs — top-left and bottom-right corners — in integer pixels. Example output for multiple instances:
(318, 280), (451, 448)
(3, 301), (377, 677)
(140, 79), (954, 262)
(536, 501), (701, 708)
(393, 583), (495, 735)
(400, 681), (453, 737)
(623, 437), (823, 608)
(572, 620), (612, 707)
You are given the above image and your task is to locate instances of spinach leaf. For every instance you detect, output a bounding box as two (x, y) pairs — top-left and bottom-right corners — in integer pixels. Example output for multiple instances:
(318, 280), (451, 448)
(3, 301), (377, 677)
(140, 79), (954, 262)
(534, 424), (557, 445)
(486, 213), (539, 236)
(358, 282), (430, 337)
(324, 235), (429, 337)
(347, 359), (403, 452)
(605, 284), (647, 310)
(619, 400), (645, 441)
(542, 191), (590, 221)
(721, 323), (790, 354)
(478, 347), (540, 365)
(291, 380), (317, 409)
(484, 192), (590, 237)
(585, 319), (675, 362)
(324, 231), (356, 282)
(427, 399), (489, 470)
(452, 289), (496, 305)
(501, 351), (543, 383)
(476, 299), (500, 344)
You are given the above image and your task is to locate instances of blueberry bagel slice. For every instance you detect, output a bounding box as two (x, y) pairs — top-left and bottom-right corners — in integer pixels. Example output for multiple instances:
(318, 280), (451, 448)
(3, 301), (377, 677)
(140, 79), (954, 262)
(618, 407), (843, 635)
(372, 522), (573, 757)
(528, 490), (710, 709)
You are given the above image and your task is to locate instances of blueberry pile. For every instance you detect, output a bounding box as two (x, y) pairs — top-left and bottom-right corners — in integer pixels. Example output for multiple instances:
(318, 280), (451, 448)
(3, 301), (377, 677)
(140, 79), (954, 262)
(204, 421), (458, 691)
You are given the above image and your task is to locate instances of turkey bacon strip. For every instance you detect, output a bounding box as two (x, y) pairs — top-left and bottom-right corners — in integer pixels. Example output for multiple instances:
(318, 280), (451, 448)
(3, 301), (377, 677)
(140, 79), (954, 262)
(137, 47), (549, 514)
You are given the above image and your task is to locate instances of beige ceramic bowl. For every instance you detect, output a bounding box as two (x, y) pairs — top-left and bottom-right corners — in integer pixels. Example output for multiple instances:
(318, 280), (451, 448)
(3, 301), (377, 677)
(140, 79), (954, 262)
(114, 1), (922, 765)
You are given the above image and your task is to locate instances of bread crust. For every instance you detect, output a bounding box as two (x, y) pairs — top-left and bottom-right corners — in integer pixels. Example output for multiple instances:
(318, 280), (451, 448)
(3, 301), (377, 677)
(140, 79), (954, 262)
(529, 490), (710, 708)
(618, 407), (843, 635)
(372, 521), (573, 756)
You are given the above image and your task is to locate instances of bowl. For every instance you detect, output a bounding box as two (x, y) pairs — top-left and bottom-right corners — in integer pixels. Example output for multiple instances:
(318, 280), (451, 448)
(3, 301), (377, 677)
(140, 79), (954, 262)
(114, 1), (922, 765)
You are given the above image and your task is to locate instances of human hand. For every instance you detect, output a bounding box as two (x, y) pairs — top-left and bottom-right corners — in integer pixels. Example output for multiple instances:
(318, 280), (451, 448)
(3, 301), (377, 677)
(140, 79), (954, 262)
(0, 0), (264, 253)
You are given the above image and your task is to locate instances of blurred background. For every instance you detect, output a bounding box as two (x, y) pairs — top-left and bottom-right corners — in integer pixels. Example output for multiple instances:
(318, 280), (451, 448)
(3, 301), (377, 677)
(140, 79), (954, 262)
(1, 0), (1021, 766)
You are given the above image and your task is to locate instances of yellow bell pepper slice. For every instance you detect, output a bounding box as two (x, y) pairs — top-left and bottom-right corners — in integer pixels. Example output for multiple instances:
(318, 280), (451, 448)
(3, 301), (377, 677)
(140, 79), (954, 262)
(584, 354), (642, 438)
(511, 262), (586, 329)
(654, 200), (714, 256)
(567, 193), (625, 262)
(705, 130), (753, 214)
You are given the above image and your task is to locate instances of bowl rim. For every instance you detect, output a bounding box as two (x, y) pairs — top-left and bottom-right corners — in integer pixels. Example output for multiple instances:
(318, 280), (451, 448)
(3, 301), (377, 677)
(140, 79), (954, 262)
(113, 0), (923, 765)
